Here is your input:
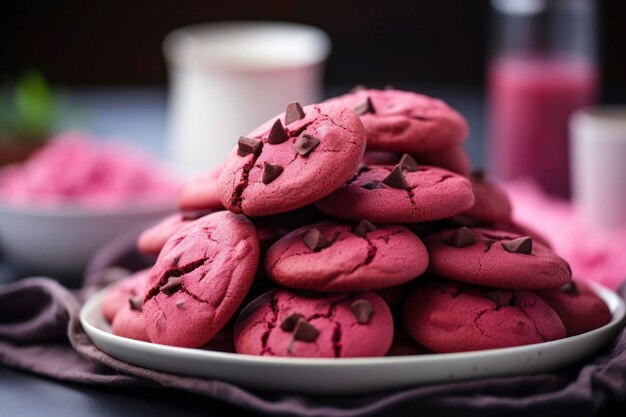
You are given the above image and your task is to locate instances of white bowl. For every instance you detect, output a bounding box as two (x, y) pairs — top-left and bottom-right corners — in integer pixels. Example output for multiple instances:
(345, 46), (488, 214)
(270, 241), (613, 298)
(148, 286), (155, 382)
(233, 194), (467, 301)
(0, 201), (175, 278)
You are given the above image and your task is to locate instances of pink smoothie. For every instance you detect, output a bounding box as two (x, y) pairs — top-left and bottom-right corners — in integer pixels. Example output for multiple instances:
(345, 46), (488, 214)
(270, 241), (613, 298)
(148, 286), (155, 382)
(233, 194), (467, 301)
(488, 55), (598, 197)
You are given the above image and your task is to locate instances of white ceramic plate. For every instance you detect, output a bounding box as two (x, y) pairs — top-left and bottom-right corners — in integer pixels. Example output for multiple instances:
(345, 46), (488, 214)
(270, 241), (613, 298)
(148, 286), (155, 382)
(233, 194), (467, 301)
(81, 282), (625, 395)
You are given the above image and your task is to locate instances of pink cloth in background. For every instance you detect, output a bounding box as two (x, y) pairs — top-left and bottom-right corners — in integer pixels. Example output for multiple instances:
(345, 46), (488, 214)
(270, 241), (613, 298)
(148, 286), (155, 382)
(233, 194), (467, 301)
(504, 180), (626, 289)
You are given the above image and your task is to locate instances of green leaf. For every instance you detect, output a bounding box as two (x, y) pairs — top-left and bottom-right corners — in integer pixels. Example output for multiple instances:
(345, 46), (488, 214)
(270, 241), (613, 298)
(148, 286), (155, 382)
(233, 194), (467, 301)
(14, 70), (55, 137)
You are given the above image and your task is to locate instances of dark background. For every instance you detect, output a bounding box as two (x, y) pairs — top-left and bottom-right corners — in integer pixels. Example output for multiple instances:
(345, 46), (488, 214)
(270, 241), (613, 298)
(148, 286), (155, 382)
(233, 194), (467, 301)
(1, 0), (625, 94)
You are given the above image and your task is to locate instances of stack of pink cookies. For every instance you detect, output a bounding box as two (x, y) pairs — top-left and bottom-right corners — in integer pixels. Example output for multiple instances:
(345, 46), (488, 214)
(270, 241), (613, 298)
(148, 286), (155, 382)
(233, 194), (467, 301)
(102, 88), (612, 357)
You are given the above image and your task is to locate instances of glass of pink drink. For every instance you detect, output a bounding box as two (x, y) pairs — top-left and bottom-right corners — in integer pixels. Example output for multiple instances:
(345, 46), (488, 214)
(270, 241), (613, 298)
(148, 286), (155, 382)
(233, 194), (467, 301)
(487, 0), (598, 197)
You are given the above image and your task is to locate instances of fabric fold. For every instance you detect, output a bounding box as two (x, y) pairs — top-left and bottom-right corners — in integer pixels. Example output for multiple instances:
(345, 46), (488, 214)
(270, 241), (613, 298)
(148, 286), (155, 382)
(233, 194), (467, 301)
(1, 267), (625, 416)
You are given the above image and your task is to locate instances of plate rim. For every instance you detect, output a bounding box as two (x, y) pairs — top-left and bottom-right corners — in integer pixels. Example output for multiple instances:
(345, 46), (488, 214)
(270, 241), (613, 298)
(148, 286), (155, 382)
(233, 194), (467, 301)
(80, 281), (626, 368)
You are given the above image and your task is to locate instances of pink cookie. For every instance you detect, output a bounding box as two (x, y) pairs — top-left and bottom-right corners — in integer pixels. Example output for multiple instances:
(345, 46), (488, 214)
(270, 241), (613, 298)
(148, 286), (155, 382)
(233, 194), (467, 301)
(248, 205), (326, 247)
(143, 211), (259, 348)
(111, 298), (150, 342)
(462, 172), (512, 224)
(496, 221), (553, 249)
(218, 103), (366, 216)
(101, 269), (150, 323)
(316, 164), (474, 223)
(177, 165), (224, 211)
(403, 279), (566, 353)
(537, 281), (612, 336)
(362, 147), (471, 176)
(136, 210), (212, 256)
(234, 289), (393, 358)
(424, 227), (571, 290)
(324, 89), (468, 153)
(362, 151), (400, 166)
(450, 215), (553, 249)
(412, 146), (471, 176)
(265, 220), (428, 291)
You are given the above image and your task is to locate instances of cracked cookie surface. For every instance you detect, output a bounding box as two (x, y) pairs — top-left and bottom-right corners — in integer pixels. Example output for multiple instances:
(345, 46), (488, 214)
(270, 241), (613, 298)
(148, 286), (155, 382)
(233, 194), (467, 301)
(217, 103), (366, 217)
(402, 279), (566, 353)
(234, 289), (393, 358)
(424, 228), (571, 289)
(316, 164), (474, 223)
(324, 89), (468, 153)
(143, 211), (259, 347)
(265, 220), (428, 291)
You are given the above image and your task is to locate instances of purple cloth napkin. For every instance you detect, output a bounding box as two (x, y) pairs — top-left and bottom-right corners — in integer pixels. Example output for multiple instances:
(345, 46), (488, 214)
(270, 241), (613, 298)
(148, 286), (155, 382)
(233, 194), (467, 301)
(1, 237), (625, 416)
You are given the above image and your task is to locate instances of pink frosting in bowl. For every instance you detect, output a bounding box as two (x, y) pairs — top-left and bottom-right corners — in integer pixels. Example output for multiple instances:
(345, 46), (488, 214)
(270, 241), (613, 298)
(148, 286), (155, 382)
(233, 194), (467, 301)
(0, 133), (179, 276)
(0, 132), (178, 211)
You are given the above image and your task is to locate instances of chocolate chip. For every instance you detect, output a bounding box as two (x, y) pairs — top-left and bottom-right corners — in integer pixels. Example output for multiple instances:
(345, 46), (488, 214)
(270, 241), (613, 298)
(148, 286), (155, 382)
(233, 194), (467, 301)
(268, 119), (289, 144)
(349, 84), (366, 93)
(285, 102), (306, 125)
(382, 165), (408, 189)
(361, 180), (381, 190)
(129, 296), (143, 312)
(350, 299), (374, 324)
(354, 97), (376, 115)
(502, 236), (533, 254)
(471, 168), (486, 182)
(561, 281), (579, 295)
(293, 318), (319, 342)
(293, 134), (320, 156)
(303, 228), (330, 252)
(262, 162), (284, 184)
(447, 227), (477, 248)
(160, 277), (182, 296)
(280, 312), (303, 332)
(399, 153), (419, 172)
(181, 209), (212, 221)
(354, 219), (376, 237)
(237, 136), (263, 157)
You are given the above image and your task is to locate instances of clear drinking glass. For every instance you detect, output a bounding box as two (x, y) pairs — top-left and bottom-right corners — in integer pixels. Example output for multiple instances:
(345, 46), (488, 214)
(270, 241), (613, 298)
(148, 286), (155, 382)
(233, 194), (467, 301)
(487, 0), (599, 197)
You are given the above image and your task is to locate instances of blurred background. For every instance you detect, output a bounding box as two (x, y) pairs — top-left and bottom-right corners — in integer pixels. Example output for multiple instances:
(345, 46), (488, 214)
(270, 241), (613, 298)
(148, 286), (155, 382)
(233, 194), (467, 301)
(1, 0), (625, 280)
(2, 0), (625, 171)
(3, 2), (626, 410)
(1, 0), (624, 94)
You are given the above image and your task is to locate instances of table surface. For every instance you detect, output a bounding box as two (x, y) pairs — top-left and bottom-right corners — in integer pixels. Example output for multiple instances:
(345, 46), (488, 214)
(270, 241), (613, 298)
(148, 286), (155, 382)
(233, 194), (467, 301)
(1, 87), (623, 416)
